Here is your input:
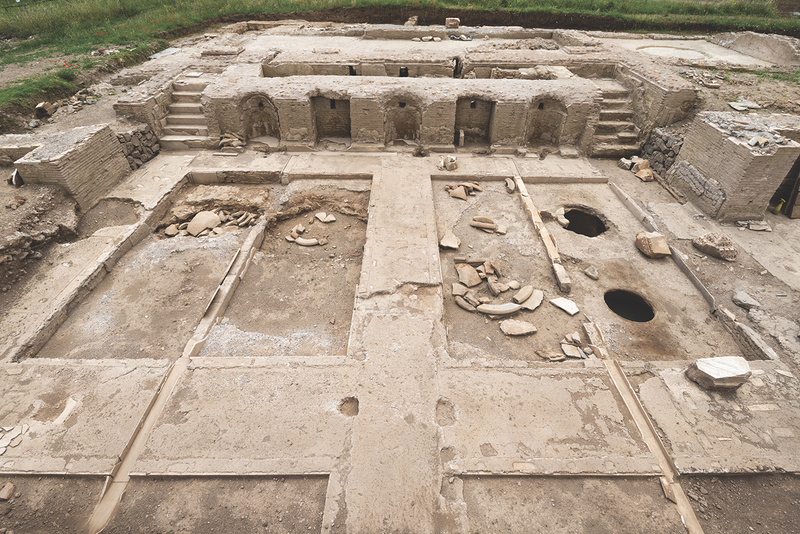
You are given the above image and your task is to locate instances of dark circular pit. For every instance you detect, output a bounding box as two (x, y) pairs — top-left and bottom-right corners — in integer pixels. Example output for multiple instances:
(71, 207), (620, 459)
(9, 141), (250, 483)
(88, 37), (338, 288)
(604, 290), (654, 322)
(564, 208), (607, 237)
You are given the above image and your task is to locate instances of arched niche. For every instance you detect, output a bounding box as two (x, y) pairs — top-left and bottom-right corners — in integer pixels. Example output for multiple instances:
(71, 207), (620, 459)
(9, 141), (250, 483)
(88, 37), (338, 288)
(240, 94), (280, 142)
(385, 96), (421, 145)
(527, 98), (567, 145)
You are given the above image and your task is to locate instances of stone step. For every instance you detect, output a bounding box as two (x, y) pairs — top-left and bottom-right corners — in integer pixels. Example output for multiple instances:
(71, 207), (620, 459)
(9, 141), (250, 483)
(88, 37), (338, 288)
(168, 102), (203, 115)
(600, 109), (633, 121)
(595, 120), (636, 134)
(165, 114), (207, 126)
(173, 81), (208, 92)
(592, 141), (640, 157)
(159, 135), (215, 150)
(163, 125), (209, 136)
(592, 78), (630, 99)
(171, 91), (202, 103)
(601, 98), (631, 110)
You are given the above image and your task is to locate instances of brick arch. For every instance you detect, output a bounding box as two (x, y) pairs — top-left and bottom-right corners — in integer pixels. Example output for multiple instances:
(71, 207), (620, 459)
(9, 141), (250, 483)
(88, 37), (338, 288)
(240, 94), (280, 141)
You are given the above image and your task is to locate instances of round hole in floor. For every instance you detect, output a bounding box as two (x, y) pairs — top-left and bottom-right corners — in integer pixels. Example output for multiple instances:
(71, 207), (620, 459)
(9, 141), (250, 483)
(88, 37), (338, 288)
(604, 289), (654, 322)
(564, 208), (607, 237)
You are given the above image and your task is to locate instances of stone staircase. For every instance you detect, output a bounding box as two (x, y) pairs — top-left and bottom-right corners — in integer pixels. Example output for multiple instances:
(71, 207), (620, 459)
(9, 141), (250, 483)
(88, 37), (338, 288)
(591, 79), (640, 157)
(159, 80), (213, 150)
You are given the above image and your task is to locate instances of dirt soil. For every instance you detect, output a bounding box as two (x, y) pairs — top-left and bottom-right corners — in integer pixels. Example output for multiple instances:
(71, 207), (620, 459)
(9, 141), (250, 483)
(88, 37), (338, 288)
(685, 473), (800, 534)
(0, 475), (105, 534)
(104, 476), (327, 534)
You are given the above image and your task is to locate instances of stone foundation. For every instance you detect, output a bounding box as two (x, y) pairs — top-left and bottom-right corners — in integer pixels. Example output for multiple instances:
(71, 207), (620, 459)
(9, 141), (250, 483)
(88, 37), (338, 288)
(116, 125), (162, 170)
(643, 126), (685, 179)
(14, 125), (130, 211)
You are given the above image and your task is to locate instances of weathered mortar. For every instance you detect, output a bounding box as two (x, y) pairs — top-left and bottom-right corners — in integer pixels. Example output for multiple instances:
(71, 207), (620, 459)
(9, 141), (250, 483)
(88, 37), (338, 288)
(14, 125), (130, 211)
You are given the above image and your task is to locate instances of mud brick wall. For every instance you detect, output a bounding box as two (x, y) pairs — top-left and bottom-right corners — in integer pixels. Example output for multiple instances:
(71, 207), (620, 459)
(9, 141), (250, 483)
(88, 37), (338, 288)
(116, 125), (161, 170)
(351, 98), (384, 145)
(643, 127), (685, 178)
(666, 161), (726, 215)
(14, 125), (129, 211)
(312, 97), (351, 139)
(668, 117), (800, 221)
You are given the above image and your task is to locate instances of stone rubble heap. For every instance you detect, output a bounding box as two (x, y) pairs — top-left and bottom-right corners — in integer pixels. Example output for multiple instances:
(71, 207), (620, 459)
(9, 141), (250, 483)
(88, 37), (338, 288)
(702, 112), (795, 156)
(677, 68), (724, 88)
(642, 127), (685, 179)
(163, 208), (259, 238)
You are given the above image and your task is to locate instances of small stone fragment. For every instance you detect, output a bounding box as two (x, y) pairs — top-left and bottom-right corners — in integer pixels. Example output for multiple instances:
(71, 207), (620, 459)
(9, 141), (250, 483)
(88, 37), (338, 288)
(618, 157), (633, 170)
(315, 212), (328, 222)
(635, 168), (655, 182)
(550, 297), (579, 316)
(692, 232), (737, 261)
(496, 224), (507, 235)
(187, 211), (221, 236)
(685, 356), (751, 390)
(487, 279), (503, 297)
(500, 320), (537, 336)
(318, 238), (329, 246)
(164, 224), (179, 237)
(292, 223), (306, 234)
(635, 231), (671, 259)
(323, 214), (337, 223)
(584, 266), (599, 280)
(537, 350), (565, 362)
(473, 216), (494, 224)
(455, 264), (482, 287)
(445, 17), (460, 28)
(440, 229), (461, 249)
(449, 186), (468, 200)
(0, 482), (14, 501)
(632, 158), (650, 173)
(732, 291), (761, 310)
(507, 280), (521, 290)
(553, 263), (572, 292)
(561, 344), (582, 358)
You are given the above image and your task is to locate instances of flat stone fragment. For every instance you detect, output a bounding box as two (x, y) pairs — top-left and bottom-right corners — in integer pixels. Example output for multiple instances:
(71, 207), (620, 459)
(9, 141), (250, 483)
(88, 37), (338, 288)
(561, 344), (582, 358)
(635, 168), (655, 182)
(455, 295), (476, 312)
(455, 263), (482, 287)
(618, 157), (633, 170)
(685, 356), (752, 390)
(521, 289), (544, 311)
(452, 283), (469, 297)
(732, 291), (761, 310)
(0, 482), (14, 500)
(550, 297), (579, 316)
(632, 157), (650, 172)
(440, 229), (461, 249)
(187, 210), (221, 236)
(635, 231), (671, 258)
(315, 212), (328, 222)
(323, 214), (337, 223)
(553, 263), (572, 292)
(449, 185), (468, 200)
(537, 350), (565, 362)
(164, 224), (179, 237)
(507, 280), (521, 290)
(584, 266), (599, 280)
(692, 232), (737, 261)
(500, 320), (537, 336)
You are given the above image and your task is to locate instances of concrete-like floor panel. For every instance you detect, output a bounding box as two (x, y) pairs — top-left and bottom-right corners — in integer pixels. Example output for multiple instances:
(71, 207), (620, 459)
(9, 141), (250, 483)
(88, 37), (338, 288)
(439, 368), (658, 475)
(104, 475), (327, 534)
(35, 232), (245, 360)
(460, 475), (684, 533)
(0, 359), (169, 474)
(635, 361), (800, 473)
(133, 359), (359, 475)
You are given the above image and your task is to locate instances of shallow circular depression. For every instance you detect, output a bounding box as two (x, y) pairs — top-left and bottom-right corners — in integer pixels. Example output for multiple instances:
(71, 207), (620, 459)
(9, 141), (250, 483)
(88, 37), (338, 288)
(604, 289), (655, 322)
(637, 46), (706, 61)
(564, 208), (607, 237)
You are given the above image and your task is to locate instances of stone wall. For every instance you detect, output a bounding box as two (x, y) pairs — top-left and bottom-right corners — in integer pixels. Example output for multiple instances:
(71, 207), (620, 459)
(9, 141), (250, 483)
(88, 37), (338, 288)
(116, 124), (161, 170)
(14, 125), (130, 211)
(642, 126), (685, 178)
(666, 113), (800, 221)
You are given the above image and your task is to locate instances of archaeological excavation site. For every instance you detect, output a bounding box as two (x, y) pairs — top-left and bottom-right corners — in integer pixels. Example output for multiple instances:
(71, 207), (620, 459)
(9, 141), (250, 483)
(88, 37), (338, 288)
(1, 14), (800, 534)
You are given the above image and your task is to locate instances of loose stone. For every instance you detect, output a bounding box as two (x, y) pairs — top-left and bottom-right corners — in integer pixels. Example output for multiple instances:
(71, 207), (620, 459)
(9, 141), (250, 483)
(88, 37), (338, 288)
(500, 320), (537, 336)
(685, 356), (751, 390)
(550, 297), (579, 316)
(584, 266), (599, 280)
(455, 264), (482, 287)
(635, 231), (671, 258)
(732, 291), (761, 310)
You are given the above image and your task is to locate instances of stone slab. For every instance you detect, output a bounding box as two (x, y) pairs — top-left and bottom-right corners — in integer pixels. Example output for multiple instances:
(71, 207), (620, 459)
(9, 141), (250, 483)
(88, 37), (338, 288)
(133, 358), (359, 475)
(637, 361), (800, 473)
(0, 359), (169, 474)
(599, 38), (773, 67)
(284, 153), (381, 181)
(515, 156), (606, 184)
(108, 154), (192, 211)
(439, 368), (659, 474)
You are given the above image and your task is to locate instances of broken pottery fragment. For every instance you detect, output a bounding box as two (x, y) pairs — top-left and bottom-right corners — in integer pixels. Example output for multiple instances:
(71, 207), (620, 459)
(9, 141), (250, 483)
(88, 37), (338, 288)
(550, 297), (579, 316)
(500, 320), (537, 336)
(463, 291), (481, 307)
(476, 302), (522, 315)
(732, 291), (761, 310)
(452, 283), (469, 297)
(323, 214), (337, 223)
(455, 264), (482, 287)
(164, 224), (179, 237)
(187, 211), (221, 236)
(512, 285), (533, 304)
(449, 186), (468, 200)
(455, 296), (476, 312)
(635, 231), (671, 259)
(507, 280), (521, 290)
(685, 356), (751, 390)
(520, 289), (544, 311)
(692, 232), (737, 261)
(505, 177), (516, 193)
(315, 212), (328, 222)
(440, 229), (461, 249)
(295, 237), (319, 246)
(537, 349), (565, 362)
(561, 344), (582, 358)
(439, 155), (458, 171)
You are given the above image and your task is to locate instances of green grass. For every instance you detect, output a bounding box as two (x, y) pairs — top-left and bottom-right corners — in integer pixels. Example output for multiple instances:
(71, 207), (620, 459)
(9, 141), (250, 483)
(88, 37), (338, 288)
(0, 69), (77, 109)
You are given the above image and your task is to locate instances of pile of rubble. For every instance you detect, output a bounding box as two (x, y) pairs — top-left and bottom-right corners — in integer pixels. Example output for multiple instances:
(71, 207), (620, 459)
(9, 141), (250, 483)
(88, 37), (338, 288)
(703, 111), (794, 155)
(218, 133), (245, 151)
(284, 211), (337, 247)
(678, 68), (723, 89)
(444, 181), (482, 201)
(618, 155), (656, 182)
(451, 258), (543, 318)
(0, 423), (29, 456)
(162, 208), (259, 237)
(31, 83), (116, 127)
